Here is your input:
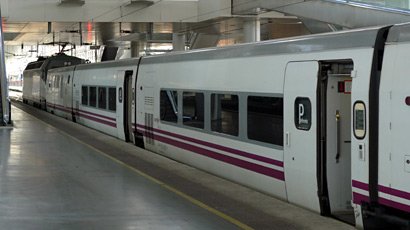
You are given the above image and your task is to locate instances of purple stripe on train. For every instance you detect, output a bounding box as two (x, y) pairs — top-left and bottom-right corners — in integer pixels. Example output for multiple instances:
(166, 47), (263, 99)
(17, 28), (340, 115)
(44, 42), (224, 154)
(379, 197), (410, 213)
(75, 109), (116, 121)
(138, 128), (285, 181)
(352, 180), (410, 213)
(47, 103), (71, 113)
(352, 180), (369, 191)
(136, 124), (284, 168)
(47, 103), (116, 127)
(353, 180), (410, 201)
(47, 102), (116, 121)
(353, 192), (370, 204)
(379, 184), (410, 201)
(79, 112), (117, 128)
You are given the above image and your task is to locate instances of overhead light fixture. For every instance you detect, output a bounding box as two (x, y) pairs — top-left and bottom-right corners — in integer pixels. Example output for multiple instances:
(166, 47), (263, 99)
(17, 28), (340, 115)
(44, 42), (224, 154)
(58, 0), (85, 6)
(122, 0), (155, 7)
(255, 7), (269, 14)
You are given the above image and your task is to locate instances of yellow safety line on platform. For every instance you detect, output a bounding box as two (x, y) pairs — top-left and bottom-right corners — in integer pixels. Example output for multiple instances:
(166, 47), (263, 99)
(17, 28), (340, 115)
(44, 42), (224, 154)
(17, 105), (254, 230)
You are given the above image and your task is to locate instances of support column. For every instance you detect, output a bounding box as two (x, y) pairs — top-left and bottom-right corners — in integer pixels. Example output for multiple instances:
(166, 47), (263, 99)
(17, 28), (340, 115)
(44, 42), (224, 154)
(172, 33), (186, 51)
(243, 18), (261, 43)
(131, 41), (145, 57)
(0, 4), (9, 125)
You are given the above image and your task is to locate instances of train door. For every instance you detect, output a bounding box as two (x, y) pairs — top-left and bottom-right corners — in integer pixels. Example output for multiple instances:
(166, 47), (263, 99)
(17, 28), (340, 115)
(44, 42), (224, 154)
(284, 61), (321, 212)
(116, 70), (133, 141)
(124, 71), (133, 142)
(72, 75), (80, 123)
(285, 60), (355, 221)
(47, 75), (54, 113)
(64, 74), (73, 120)
(116, 71), (125, 140)
(322, 61), (354, 224)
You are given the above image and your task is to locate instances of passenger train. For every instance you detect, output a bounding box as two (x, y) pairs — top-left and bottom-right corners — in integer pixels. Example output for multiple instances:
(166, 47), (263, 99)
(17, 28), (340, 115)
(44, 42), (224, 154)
(22, 54), (85, 109)
(22, 23), (410, 229)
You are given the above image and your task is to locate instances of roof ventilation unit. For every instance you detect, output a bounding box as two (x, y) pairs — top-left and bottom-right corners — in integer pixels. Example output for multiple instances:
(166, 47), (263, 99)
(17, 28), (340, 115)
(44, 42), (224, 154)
(58, 0), (85, 6)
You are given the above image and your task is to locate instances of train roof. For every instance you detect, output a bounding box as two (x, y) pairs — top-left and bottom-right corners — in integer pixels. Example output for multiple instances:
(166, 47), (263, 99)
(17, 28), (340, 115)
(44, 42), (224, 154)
(141, 25), (390, 65)
(74, 57), (140, 71)
(47, 65), (76, 73)
(24, 54), (84, 71)
(387, 23), (410, 43)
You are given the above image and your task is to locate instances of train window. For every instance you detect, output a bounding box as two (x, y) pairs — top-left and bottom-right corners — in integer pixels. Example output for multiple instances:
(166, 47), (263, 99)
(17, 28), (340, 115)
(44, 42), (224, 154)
(248, 96), (283, 146)
(160, 90), (178, 123)
(211, 94), (239, 136)
(57, 76), (61, 88)
(98, 87), (107, 109)
(294, 97), (311, 131)
(108, 88), (116, 111)
(183, 92), (204, 129)
(25, 61), (44, 70)
(60, 77), (64, 98)
(54, 76), (59, 88)
(353, 101), (366, 139)
(82, 86), (88, 106)
(89, 86), (97, 107)
(67, 75), (70, 84)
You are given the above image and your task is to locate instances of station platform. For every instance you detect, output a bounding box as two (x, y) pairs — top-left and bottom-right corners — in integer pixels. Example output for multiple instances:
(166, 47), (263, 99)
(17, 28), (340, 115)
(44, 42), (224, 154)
(0, 103), (355, 230)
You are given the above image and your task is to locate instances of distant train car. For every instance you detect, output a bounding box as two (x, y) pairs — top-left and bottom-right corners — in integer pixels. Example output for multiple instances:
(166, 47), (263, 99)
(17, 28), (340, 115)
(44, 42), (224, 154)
(23, 54), (84, 109)
(25, 23), (410, 229)
(46, 66), (76, 120)
(46, 58), (140, 140)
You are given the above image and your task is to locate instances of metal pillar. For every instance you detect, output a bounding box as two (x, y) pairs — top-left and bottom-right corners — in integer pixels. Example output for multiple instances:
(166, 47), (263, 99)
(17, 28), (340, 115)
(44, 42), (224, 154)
(243, 18), (261, 43)
(131, 41), (145, 57)
(0, 4), (10, 125)
(172, 33), (186, 51)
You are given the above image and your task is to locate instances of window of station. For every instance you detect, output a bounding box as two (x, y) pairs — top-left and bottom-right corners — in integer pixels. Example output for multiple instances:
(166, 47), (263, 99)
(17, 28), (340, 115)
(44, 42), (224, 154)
(183, 92), (204, 129)
(98, 87), (107, 109)
(247, 96), (283, 146)
(160, 90), (178, 123)
(82, 86), (88, 105)
(108, 87), (116, 111)
(211, 94), (239, 136)
(89, 86), (97, 107)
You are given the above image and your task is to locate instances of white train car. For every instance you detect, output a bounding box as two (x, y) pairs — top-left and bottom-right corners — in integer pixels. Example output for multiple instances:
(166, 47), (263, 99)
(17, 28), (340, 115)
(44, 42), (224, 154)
(22, 54), (84, 109)
(71, 58), (140, 141)
(22, 60), (43, 107)
(375, 23), (410, 228)
(33, 23), (410, 229)
(136, 25), (409, 228)
(46, 66), (76, 120)
(136, 30), (368, 221)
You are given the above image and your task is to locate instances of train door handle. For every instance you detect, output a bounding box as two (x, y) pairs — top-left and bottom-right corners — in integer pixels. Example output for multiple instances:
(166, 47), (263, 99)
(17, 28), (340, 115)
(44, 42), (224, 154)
(286, 132), (290, 147)
(336, 110), (341, 163)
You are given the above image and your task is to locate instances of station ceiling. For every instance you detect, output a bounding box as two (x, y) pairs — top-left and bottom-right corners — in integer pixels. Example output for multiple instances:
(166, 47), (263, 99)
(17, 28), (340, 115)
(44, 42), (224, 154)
(2, 17), (307, 47)
(3, 0), (410, 50)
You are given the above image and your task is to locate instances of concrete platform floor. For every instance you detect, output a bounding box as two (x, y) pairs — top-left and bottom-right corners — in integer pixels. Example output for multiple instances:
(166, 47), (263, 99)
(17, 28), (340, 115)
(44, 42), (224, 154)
(5, 103), (355, 230)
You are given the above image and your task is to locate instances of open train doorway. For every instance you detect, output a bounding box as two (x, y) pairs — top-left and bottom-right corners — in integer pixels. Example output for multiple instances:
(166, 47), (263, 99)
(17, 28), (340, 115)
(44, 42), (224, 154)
(124, 70), (133, 142)
(284, 60), (354, 223)
(319, 61), (354, 224)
